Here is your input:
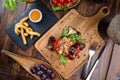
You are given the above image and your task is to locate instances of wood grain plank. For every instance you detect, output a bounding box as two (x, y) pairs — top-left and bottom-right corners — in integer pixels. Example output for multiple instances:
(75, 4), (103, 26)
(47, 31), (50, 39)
(0, 0), (4, 23)
(90, 39), (114, 80)
(106, 44), (120, 80)
(0, 2), (35, 80)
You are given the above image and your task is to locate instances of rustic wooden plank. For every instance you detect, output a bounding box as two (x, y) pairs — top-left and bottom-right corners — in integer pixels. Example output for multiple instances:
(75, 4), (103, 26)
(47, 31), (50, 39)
(80, 0), (120, 79)
(106, 43), (120, 80)
(90, 39), (114, 80)
(0, 1), (36, 80)
(0, 0), (4, 23)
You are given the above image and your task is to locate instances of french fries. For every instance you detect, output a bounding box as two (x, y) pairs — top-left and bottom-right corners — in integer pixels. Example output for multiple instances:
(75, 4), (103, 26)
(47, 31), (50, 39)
(14, 16), (41, 45)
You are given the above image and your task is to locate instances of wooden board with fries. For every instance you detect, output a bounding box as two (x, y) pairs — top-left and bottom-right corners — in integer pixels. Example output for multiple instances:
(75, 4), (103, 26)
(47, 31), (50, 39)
(5, 0), (58, 50)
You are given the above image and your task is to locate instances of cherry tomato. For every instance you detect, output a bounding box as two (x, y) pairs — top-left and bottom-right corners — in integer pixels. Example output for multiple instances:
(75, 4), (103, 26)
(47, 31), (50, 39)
(57, 3), (62, 6)
(68, 54), (76, 60)
(59, 0), (64, 3)
(52, 0), (58, 5)
(66, 0), (71, 3)
(63, 2), (68, 6)
(53, 39), (60, 52)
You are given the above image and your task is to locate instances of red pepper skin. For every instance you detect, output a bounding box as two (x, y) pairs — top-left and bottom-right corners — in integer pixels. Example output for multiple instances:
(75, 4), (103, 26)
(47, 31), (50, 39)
(74, 45), (80, 56)
(76, 45), (80, 53)
(53, 39), (60, 52)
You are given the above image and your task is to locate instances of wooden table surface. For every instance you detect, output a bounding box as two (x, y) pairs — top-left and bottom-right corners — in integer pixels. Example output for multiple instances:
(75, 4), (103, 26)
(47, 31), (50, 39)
(0, 0), (120, 80)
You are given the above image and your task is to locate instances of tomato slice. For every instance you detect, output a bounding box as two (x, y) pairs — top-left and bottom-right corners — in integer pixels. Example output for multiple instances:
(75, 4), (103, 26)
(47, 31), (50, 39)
(53, 39), (60, 52)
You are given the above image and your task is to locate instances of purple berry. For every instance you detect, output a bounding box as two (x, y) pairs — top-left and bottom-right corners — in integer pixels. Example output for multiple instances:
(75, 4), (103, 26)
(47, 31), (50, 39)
(46, 69), (52, 75)
(37, 70), (44, 76)
(40, 65), (44, 69)
(50, 72), (55, 79)
(31, 67), (37, 74)
(45, 77), (51, 80)
(43, 66), (48, 72)
(35, 64), (41, 71)
(40, 65), (47, 71)
(41, 74), (47, 80)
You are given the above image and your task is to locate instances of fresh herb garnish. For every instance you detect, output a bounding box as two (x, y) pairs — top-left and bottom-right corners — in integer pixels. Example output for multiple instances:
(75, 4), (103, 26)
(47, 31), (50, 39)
(62, 28), (84, 43)
(62, 29), (69, 37)
(69, 34), (76, 41)
(69, 33), (84, 43)
(59, 54), (67, 65)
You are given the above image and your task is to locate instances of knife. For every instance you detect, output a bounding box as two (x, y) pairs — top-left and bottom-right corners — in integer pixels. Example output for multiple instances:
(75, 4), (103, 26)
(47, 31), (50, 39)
(85, 41), (107, 80)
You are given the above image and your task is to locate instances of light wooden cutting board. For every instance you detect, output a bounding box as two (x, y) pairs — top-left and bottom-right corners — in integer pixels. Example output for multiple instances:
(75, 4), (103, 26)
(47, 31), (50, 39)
(35, 7), (110, 79)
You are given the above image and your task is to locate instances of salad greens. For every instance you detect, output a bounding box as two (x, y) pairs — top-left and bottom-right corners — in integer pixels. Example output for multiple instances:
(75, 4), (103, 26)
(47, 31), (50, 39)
(62, 27), (84, 43)
(4, 0), (26, 10)
(59, 54), (67, 65)
(52, 6), (68, 12)
(62, 29), (69, 37)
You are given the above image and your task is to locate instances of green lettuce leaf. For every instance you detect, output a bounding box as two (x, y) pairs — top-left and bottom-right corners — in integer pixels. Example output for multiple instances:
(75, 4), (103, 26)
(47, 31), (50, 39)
(4, 0), (17, 10)
(59, 54), (67, 65)
(52, 6), (68, 12)
(62, 29), (69, 37)
(69, 33), (84, 43)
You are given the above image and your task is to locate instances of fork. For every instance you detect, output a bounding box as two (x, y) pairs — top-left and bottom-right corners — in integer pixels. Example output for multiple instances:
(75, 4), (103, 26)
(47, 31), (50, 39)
(81, 42), (98, 80)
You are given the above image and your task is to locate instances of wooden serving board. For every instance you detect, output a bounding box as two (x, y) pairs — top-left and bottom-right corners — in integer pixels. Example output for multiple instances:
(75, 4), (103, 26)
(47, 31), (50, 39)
(35, 7), (110, 79)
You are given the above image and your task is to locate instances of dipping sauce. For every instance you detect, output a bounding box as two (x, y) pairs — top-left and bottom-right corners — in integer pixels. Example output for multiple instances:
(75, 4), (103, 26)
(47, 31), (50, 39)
(29, 9), (42, 23)
(31, 11), (40, 21)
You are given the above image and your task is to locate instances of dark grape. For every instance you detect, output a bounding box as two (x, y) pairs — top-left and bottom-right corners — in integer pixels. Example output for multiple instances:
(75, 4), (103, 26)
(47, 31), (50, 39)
(49, 72), (55, 79)
(45, 77), (51, 80)
(69, 45), (76, 54)
(37, 70), (44, 76)
(46, 69), (52, 75)
(40, 64), (45, 69)
(30, 64), (55, 80)
(35, 64), (41, 71)
(42, 66), (48, 72)
(39, 65), (47, 72)
(30, 67), (37, 74)
(41, 74), (47, 80)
